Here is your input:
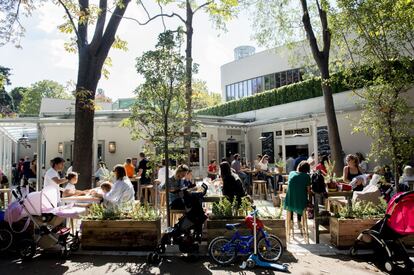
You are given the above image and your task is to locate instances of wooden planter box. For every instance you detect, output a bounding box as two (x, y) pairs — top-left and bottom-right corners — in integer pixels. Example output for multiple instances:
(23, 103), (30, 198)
(330, 217), (380, 248)
(207, 218), (286, 248)
(81, 219), (161, 250)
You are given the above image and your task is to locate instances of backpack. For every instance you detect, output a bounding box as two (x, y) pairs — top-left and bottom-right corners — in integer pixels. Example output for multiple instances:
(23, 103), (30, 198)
(311, 170), (326, 194)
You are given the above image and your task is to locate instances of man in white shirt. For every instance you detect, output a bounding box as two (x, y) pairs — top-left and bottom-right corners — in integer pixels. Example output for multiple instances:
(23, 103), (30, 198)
(43, 157), (69, 203)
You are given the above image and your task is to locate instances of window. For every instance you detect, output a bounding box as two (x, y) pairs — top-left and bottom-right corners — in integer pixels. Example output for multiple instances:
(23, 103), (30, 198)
(243, 80), (248, 97)
(275, 73), (281, 88)
(226, 85), (230, 100)
(234, 83), (238, 99)
(247, 79), (252, 96)
(256, 77), (263, 93)
(238, 82), (243, 98)
(269, 73), (276, 89)
(280, 72), (286, 86)
(286, 70), (293, 85)
(252, 78), (257, 94)
(264, 74), (271, 90)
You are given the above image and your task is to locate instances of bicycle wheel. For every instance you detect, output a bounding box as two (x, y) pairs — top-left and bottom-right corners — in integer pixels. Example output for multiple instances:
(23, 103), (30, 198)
(257, 235), (283, 261)
(208, 236), (237, 265)
(0, 229), (13, 252)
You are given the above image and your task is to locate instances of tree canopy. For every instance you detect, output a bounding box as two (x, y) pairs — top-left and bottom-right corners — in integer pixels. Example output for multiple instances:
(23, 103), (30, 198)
(19, 80), (72, 115)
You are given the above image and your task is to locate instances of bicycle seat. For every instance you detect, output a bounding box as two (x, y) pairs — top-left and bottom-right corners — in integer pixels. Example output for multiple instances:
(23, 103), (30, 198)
(225, 223), (241, 230)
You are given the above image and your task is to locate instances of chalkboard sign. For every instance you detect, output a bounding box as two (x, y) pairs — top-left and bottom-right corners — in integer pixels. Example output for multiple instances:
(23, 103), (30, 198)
(261, 132), (275, 163)
(317, 126), (330, 154)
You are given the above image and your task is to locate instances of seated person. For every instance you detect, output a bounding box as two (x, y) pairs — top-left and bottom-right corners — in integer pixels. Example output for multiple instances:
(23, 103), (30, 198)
(399, 165), (414, 191)
(91, 165), (134, 209)
(165, 164), (190, 209)
(62, 172), (88, 197)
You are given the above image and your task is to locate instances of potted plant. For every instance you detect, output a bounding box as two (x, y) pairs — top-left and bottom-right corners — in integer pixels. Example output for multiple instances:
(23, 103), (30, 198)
(81, 203), (161, 250)
(207, 197), (286, 247)
(324, 160), (338, 191)
(330, 200), (386, 248)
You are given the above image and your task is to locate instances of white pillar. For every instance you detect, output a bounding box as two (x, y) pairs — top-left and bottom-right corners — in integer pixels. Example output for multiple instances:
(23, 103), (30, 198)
(36, 123), (42, 191)
(244, 128), (250, 164)
(92, 125), (98, 188)
(198, 131), (203, 177)
(281, 124), (286, 169)
(312, 120), (318, 159)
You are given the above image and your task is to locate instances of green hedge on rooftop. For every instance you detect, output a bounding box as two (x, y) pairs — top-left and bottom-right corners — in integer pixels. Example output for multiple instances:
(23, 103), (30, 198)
(196, 73), (351, 117)
(196, 60), (414, 117)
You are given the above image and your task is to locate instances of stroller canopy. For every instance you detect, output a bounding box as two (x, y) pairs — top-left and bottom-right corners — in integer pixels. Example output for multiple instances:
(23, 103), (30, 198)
(386, 191), (414, 236)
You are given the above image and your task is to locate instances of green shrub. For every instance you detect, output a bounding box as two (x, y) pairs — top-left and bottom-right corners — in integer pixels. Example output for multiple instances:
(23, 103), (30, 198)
(83, 203), (160, 221)
(336, 199), (387, 219)
(212, 196), (252, 218)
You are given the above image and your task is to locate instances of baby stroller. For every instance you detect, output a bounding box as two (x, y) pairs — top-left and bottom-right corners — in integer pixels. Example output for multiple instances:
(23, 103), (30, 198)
(350, 191), (414, 273)
(147, 183), (208, 264)
(4, 188), (81, 260)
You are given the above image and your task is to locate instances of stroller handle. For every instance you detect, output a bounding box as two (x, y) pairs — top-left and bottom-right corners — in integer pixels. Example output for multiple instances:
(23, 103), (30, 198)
(394, 190), (414, 204)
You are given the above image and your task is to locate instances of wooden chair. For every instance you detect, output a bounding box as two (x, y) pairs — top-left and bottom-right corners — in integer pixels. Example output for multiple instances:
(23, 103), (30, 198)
(169, 209), (186, 226)
(139, 184), (155, 205)
(252, 180), (269, 200)
(286, 209), (309, 244)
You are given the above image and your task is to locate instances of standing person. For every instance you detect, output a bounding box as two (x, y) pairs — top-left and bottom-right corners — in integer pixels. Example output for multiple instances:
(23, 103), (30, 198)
(356, 152), (368, 173)
(22, 156), (33, 180)
(91, 165), (134, 209)
(208, 159), (218, 180)
(220, 161), (246, 205)
(137, 152), (150, 184)
(17, 158), (24, 183)
(132, 158), (138, 173)
(284, 161), (311, 228)
(231, 154), (249, 190)
(286, 155), (295, 173)
(95, 161), (110, 181)
(43, 157), (69, 203)
(343, 154), (363, 191)
(293, 153), (307, 171)
(307, 153), (317, 171)
(314, 155), (329, 175)
(124, 158), (135, 178)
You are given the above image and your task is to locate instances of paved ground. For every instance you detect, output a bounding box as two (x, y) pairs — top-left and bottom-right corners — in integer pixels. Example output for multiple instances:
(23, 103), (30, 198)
(0, 252), (400, 275)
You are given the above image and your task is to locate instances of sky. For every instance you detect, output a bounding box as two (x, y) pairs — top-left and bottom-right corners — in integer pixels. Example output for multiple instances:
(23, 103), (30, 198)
(0, 1), (264, 100)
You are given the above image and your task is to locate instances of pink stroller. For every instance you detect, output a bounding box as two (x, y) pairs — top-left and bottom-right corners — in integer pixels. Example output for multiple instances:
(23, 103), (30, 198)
(5, 188), (83, 259)
(350, 191), (414, 273)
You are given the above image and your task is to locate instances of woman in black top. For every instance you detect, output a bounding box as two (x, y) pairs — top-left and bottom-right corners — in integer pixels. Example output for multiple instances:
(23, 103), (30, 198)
(220, 161), (246, 204)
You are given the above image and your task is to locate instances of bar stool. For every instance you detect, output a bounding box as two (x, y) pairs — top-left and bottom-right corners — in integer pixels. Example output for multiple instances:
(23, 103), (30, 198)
(139, 184), (155, 204)
(169, 209), (185, 226)
(252, 180), (268, 200)
(285, 209), (309, 244)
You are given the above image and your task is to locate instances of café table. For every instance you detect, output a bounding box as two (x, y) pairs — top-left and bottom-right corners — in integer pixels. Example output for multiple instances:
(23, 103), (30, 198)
(313, 190), (353, 243)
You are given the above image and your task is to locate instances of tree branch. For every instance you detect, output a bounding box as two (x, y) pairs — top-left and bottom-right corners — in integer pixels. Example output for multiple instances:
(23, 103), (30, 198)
(78, 0), (89, 47)
(57, 0), (81, 46)
(98, 0), (131, 61)
(90, 0), (107, 52)
(193, 1), (213, 15)
(300, 0), (322, 65)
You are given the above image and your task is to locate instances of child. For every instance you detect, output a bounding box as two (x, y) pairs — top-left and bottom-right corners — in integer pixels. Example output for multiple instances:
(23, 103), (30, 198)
(62, 172), (87, 197)
(100, 182), (112, 194)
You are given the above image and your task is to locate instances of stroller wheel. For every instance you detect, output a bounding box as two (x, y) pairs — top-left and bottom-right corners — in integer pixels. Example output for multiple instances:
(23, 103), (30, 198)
(349, 246), (358, 256)
(70, 236), (81, 252)
(384, 261), (395, 273)
(18, 239), (36, 260)
(147, 252), (161, 265)
(0, 229), (13, 252)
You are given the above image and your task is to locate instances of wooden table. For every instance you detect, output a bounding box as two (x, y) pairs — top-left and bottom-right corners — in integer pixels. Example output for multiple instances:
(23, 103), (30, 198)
(313, 191), (353, 243)
(61, 196), (101, 205)
(203, 195), (223, 203)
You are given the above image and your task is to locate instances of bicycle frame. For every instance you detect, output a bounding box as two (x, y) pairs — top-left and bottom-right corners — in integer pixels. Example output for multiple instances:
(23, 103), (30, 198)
(221, 227), (271, 255)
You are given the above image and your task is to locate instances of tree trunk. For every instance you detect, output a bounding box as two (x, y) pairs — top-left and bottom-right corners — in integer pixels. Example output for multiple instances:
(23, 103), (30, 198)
(321, 71), (345, 176)
(300, 0), (344, 176)
(164, 119), (171, 227)
(183, 0), (193, 166)
(73, 47), (105, 189)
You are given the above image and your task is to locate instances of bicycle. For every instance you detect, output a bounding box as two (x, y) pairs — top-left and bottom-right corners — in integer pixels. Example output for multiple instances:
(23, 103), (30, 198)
(208, 210), (284, 266)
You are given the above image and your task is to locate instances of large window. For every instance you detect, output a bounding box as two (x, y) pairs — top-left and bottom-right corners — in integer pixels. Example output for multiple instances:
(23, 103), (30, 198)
(225, 68), (302, 101)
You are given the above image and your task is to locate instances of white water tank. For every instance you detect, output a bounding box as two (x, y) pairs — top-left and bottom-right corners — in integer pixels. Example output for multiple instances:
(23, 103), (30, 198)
(234, 46), (255, 60)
